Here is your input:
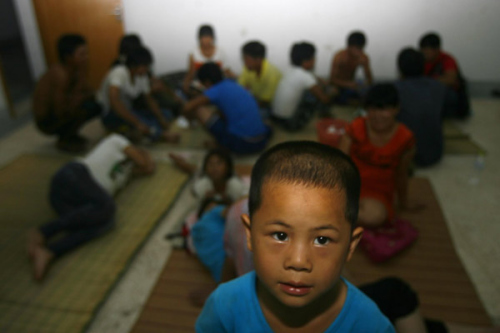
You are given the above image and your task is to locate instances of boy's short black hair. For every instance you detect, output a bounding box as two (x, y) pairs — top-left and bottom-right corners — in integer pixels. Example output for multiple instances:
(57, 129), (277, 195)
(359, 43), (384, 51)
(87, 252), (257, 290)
(364, 83), (400, 109)
(242, 41), (266, 59)
(119, 34), (142, 57)
(198, 25), (215, 39)
(197, 62), (223, 84)
(347, 31), (366, 48)
(291, 42), (316, 67)
(57, 34), (86, 63)
(202, 148), (234, 180)
(398, 48), (425, 78)
(419, 33), (441, 49)
(249, 141), (360, 227)
(125, 46), (153, 68)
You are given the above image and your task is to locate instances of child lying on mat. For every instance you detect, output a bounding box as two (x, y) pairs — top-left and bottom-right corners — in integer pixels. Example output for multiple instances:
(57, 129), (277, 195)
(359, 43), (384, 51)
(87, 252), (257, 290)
(26, 134), (155, 281)
(169, 148), (248, 204)
(196, 141), (393, 332)
(339, 84), (423, 228)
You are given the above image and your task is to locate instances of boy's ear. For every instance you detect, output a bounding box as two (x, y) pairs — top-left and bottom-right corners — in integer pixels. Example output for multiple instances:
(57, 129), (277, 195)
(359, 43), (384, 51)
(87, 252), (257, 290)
(345, 227), (363, 262)
(241, 214), (253, 252)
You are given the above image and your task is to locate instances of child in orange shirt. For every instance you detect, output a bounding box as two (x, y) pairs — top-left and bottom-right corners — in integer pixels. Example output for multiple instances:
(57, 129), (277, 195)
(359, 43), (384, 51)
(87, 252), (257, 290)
(339, 84), (421, 228)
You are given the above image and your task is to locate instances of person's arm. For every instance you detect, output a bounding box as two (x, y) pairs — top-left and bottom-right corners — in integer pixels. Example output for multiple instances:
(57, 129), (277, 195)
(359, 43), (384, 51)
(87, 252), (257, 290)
(360, 54), (373, 86)
(338, 134), (352, 155)
(109, 86), (150, 135)
(145, 93), (170, 130)
(396, 147), (424, 211)
(438, 69), (458, 88)
(169, 153), (197, 175)
(310, 84), (332, 104)
(183, 95), (210, 119)
(330, 53), (357, 89)
(51, 67), (71, 118)
(182, 54), (196, 93)
(124, 145), (155, 175)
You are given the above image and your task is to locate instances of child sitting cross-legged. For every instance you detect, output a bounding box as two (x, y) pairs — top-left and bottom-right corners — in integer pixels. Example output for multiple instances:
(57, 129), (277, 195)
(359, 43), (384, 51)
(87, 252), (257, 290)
(339, 83), (423, 228)
(196, 141), (394, 332)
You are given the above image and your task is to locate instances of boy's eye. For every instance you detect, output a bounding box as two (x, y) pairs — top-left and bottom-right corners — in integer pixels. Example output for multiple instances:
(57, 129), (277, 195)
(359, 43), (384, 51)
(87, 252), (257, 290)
(272, 232), (288, 242)
(314, 236), (331, 246)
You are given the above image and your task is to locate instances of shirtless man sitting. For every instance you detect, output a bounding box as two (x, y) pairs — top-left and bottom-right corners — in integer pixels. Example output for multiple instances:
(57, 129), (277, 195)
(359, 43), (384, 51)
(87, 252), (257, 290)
(33, 34), (101, 152)
(329, 31), (373, 105)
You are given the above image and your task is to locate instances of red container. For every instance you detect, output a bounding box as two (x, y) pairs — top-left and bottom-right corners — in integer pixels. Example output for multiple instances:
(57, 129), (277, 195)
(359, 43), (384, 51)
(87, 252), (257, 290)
(316, 119), (349, 148)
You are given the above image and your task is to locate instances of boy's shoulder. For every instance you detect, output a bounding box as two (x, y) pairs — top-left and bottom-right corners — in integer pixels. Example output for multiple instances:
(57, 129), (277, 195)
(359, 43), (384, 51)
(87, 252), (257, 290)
(196, 271), (272, 332)
(333, 279), (394, 332)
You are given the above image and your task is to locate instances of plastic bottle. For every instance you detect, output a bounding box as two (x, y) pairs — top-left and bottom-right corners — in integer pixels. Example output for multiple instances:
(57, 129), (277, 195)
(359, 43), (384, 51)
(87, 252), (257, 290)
(469, 154), (485, 185)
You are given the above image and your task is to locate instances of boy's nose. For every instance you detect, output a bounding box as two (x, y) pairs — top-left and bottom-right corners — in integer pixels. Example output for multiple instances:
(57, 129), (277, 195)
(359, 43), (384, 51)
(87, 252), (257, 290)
(284, 241), (312, 272)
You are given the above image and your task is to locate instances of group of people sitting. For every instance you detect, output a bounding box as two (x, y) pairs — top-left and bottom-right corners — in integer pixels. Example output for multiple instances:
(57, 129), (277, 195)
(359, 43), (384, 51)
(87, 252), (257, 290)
(25, 24), (492, 333)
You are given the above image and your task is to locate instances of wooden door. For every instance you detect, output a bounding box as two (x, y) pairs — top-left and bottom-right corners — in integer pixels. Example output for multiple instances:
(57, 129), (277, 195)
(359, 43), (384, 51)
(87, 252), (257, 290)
(33, 0), (124, 89)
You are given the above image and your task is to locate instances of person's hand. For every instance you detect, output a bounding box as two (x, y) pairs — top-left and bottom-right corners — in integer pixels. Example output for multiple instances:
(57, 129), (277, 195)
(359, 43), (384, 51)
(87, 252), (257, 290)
(136, 122), (151, 136)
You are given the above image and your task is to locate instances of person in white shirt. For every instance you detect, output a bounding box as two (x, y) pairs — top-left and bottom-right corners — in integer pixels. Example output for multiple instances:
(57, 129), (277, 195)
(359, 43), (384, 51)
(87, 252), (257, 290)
(26, 134), (155, 281)
(98, 46), (179, 143)
(272, 42), (337, 131)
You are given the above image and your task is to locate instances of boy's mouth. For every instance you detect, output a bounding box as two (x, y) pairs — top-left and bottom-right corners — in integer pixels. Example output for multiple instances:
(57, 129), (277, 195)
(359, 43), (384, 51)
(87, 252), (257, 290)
(279, 282), (312, 296)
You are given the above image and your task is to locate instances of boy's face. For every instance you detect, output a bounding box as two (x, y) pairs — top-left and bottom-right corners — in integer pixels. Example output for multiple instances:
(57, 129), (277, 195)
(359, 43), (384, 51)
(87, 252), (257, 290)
(132, 65), (149, 76)
(243, 55), (262, 72)
(366, 106), (398, 133)
(302, 57), (316, 71)
(68, 44), (89, 68)
(420, 47), (438, 62)
(242, 181), (363, 308)
(205, 155), (228, 182)
(199, 36), (214, 49)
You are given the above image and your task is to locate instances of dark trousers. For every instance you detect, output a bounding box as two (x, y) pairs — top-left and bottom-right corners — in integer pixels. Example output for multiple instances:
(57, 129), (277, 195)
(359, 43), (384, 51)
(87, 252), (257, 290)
(39, 162), (116, 257)
(36, 98), (101, 139)
(272, 91), (322, 132)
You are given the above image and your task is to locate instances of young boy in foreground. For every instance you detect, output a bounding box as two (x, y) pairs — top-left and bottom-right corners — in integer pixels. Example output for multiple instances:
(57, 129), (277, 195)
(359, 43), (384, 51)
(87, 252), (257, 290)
(196, 141), (394, 332)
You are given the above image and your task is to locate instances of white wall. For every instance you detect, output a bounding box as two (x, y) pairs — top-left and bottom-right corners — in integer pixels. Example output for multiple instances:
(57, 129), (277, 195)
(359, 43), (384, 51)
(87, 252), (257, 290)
(12, 0), (46, 80)
(122, 0), (500, 81)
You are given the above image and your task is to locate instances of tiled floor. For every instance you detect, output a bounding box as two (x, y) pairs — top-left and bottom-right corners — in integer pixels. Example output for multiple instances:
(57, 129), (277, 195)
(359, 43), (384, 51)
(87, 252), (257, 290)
(0, 99), (499, 332)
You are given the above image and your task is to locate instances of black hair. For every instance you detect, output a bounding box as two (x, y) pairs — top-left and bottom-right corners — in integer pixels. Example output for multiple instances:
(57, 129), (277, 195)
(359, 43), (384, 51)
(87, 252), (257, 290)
(119, 34), (142, 57)
(249, 141), (360, 227)
(57, 34), (86, 63)
(364, 83), (400, 109)
(198, 25), (215, 39)
(347, 31), (366, 48)
(242, 41), (266, 59)
(419, 33), (441, 49)
(197, 62), (223, 84)
(197, 197), (225, 218)
(290, 42), (316, 67)
(125, 46), (153, 68)
(202, 148), (234, 180)
(398, 48), (425, 78)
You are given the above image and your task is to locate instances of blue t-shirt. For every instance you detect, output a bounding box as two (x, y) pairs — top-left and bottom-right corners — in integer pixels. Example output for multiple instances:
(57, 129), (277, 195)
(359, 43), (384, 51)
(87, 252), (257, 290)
(204, 79), (268, 138)
(191, 205), (226, 283)
(196, 271), (395, 333)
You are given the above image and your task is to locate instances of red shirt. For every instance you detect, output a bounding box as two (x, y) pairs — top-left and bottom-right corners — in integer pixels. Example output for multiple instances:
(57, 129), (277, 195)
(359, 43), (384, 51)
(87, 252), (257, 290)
(424, 51), (458, 77)
(347, 117), (415, 220)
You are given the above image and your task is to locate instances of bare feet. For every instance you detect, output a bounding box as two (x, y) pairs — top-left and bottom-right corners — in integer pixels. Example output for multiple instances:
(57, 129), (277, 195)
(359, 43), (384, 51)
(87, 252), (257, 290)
(161, 131), (181, 143)
(27, 228), (45, 259)
(32, 246), (54, 281)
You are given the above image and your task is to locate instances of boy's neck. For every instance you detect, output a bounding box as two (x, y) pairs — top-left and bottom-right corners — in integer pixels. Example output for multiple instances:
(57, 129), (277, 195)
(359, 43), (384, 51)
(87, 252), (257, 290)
(257, 278), (347, 332)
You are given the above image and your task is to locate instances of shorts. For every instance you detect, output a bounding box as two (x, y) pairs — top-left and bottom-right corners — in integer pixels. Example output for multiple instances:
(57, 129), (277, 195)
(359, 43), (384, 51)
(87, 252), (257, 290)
(207, 116), (270, 155)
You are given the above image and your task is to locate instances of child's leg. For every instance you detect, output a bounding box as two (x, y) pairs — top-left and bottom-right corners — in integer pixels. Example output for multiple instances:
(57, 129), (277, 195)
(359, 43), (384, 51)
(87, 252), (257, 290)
(358, 198), (388, 228)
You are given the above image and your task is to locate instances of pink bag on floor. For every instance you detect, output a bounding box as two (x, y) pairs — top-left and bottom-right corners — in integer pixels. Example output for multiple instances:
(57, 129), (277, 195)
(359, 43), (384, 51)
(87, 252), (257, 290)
(359, 218), (418, 263)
